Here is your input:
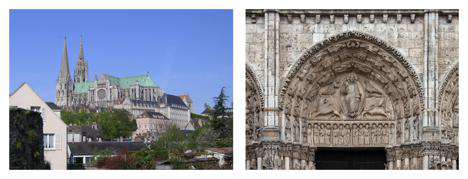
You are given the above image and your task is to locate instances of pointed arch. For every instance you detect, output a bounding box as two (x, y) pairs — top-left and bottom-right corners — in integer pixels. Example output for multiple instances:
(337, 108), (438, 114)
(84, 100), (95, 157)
(438, 61), (458, 143)
(280, 31), (424, 114)
(246, 64), (265, 144)
(246, 64), (264, 107)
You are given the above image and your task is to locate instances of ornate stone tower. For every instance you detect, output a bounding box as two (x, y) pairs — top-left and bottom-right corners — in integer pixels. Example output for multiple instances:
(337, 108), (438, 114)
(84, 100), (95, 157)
(56, 37), (73, 107)
(74, 36), (88, 83)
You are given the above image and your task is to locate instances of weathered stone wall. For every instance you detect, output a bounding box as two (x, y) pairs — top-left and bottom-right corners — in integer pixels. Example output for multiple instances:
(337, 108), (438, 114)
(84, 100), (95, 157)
(246, 10), (458, 90)
(438, 15), (459, 85)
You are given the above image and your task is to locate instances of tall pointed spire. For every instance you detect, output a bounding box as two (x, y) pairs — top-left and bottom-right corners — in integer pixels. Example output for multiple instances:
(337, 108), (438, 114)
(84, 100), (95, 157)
(75, 35), (88, 83)
(78, 35), (84, 61)
(59, 37), (71, 80)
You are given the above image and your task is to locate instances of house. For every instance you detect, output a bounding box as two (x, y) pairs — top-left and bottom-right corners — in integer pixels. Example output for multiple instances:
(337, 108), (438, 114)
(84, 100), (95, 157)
(195, 147), (233, 169)
(67, 124), (103, 142)
(67, 142), (146, 168)
(133, 111), (170, 143)
(9, 83), (68, 169)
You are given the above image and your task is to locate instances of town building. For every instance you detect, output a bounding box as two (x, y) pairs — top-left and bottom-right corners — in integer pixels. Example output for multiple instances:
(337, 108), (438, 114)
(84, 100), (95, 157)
(10, 83), (68, 170)
(67, 142), (146, 168)
(246, 9), (458, 170)
(67, 124), (103, 142)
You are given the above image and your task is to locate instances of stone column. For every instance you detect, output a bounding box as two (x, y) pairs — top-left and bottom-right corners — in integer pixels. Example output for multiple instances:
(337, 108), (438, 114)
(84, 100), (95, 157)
(308, 147), (316, 170)
(395, 147), (402, 170)
(429, 155), (434, 169)
(257, 157), (262, 170)
(452, 159), (457, 170)
(411, 156), (418, 170)
(255, 146), (263, 170)
(422, 10), (439, 127)
(404, 157), (410, 170)
(246, 160), (250, 170)
(396, 159), (401, 170)
(284, 156), (290, 170)
(423, 155), (429, 170)
(385, 147), (394, 170)
(260, 9), (281, 142)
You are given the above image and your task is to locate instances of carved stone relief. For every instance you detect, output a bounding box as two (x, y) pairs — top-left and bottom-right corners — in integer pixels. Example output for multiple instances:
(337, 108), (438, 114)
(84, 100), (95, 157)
(310, 122), (394, 147)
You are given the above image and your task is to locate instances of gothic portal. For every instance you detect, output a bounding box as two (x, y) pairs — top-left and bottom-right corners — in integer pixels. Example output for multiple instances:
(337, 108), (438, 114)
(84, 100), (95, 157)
(246, 9), (458, 170)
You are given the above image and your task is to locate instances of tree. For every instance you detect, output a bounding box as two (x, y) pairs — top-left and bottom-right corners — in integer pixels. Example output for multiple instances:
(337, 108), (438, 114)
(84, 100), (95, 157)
(61, 111), (95, 125)
(10, 108), (50, 169)
(209, 87), (233, 147)
(187, 126), (218, 151)
(203, 103), (213, 115)
(95, 109), (137, 140)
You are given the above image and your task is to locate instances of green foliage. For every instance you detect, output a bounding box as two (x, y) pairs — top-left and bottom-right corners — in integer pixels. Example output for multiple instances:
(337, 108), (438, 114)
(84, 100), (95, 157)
(62, 110), (137, 140)
(61, 111), (95, 126)
(203, 103), (213, 115)
(95, 109), (137, 140)
(150, 125), (187, 161)
(187, 126), (218, 151)
(10, 108), (50, 169)
(191, 113), (209, 120)
(126, 150), (156, 169)
(209, 87), (233, 147)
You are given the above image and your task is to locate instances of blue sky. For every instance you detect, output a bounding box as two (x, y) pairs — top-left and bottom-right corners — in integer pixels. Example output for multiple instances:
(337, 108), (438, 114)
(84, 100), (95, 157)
(10, 10), (233, 113)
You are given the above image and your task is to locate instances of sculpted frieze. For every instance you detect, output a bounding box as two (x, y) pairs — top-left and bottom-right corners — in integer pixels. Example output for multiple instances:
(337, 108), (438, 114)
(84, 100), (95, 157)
(309, 121), (394, 147)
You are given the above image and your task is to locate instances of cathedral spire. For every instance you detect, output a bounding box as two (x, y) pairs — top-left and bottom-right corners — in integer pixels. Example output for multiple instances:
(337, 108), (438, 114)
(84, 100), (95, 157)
(59, 37), (71, 80)
(78, 35), (84, 61)
(75, 35), (88, 83)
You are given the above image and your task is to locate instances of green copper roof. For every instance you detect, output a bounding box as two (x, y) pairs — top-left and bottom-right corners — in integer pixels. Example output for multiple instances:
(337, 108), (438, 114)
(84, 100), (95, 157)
(73, 74), (156, 94)
(74, 81), (95, 94)
(113, 75), (156, 89)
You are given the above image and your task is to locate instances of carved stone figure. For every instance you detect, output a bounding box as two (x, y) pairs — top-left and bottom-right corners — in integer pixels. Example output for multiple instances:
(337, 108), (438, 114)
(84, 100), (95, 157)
(353, 124), (359, 145)
(340, 73), (363, 118)
(363, 81), (390, 119)
(364, 124), (370, 145)
(325, 124), (331, 144)
(307, 123), (312, 145)
(333, 124), (339, 145)
(404, 119), (410, 142)
(293, 159), (301, 170)
(319, 124), (325, 144)
(371, 123), (377, 144)
(285, 116), (291, 142)
(339, 125), (345, 145)
(358, 125), (364, 145)
(313, 124), (320, 144)
(396, 121), (401, 144)
(315, 81), (341, 119)
(412, 117), (419, 141)
(383, 124), (389, 144)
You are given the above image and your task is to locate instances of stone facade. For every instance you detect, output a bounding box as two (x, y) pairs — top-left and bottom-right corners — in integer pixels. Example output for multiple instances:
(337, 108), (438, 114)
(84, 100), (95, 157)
(246, 9), (458, 170)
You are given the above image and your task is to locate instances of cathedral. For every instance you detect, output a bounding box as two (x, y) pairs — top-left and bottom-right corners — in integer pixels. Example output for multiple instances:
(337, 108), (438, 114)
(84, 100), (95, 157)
(55, 37), (192, 128)
(246, 9), (458, 170)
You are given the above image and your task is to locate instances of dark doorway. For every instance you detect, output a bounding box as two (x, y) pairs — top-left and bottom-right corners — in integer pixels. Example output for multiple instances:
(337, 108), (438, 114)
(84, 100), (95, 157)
(315, 148), (386, 170)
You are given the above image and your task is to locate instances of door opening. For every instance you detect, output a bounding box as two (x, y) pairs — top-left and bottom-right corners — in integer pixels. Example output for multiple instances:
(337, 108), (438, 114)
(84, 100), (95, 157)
(315, 148), (386, 170)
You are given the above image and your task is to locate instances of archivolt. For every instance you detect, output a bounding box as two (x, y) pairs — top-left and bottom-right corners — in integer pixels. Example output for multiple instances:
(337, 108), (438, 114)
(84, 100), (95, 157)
(246, 64), (265, 108)
(279, 31), (424, 119)
(438, 61), (458, 133)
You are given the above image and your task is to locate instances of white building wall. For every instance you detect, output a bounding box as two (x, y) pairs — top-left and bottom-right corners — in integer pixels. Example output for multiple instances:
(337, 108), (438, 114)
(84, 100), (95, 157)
(10, 83), (68, 170)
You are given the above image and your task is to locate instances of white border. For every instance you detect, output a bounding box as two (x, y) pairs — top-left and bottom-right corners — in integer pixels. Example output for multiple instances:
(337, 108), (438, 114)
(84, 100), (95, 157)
(1, 0), (466, 179)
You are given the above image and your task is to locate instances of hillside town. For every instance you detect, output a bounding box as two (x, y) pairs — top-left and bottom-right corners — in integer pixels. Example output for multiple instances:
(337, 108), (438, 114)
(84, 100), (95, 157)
(9, 37), (233, 170)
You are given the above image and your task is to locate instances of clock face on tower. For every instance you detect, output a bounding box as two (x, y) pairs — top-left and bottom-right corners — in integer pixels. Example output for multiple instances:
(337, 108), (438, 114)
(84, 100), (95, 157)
(97, 89), (106, 100)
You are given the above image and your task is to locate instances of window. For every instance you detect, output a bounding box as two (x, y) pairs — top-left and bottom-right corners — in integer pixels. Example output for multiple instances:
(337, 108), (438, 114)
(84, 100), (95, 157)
(43, 134), (55, 149)
(31, 106), (41, 112)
